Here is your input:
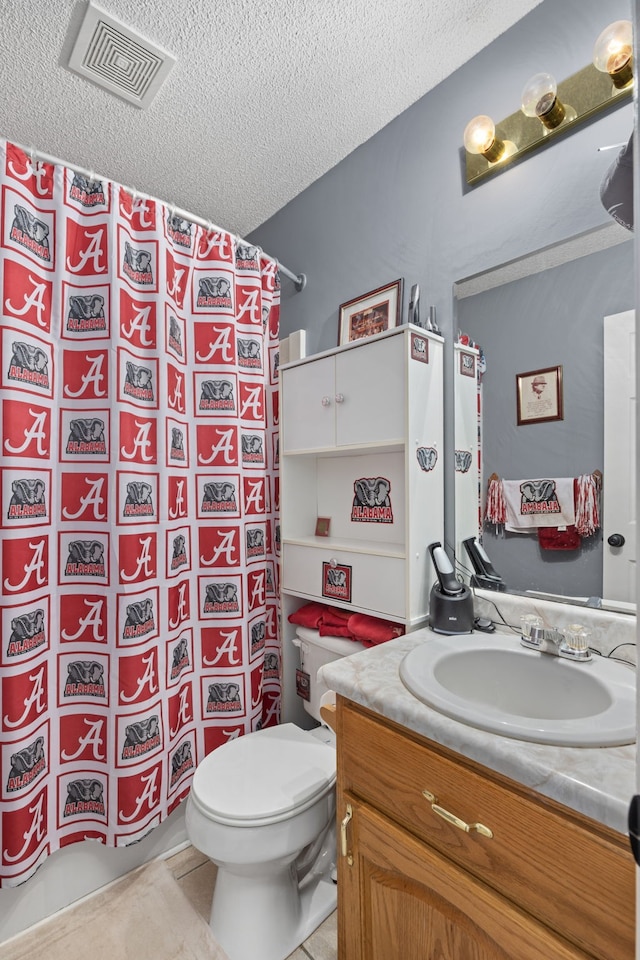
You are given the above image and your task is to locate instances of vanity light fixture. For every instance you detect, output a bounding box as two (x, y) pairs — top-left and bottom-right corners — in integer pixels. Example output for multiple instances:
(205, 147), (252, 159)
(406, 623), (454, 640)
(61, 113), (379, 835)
(520, 72), (577, 131)
(464, 20), (634, 186)
(463, 115), (516, 164)
(593, 20), (634, 89)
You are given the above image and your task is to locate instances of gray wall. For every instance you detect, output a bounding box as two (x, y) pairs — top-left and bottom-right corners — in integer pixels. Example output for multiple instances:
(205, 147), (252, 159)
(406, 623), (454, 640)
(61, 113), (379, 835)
(250, 0), (635, 591)
(457, 241), (635, 596)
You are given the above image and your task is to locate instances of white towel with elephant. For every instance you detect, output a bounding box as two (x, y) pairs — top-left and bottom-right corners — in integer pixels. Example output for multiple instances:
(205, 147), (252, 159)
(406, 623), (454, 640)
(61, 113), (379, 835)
(503, 477), (575, 531)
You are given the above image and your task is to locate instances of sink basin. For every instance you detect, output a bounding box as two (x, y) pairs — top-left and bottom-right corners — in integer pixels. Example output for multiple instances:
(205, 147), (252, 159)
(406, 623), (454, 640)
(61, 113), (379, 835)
(399, 634), (636, 746)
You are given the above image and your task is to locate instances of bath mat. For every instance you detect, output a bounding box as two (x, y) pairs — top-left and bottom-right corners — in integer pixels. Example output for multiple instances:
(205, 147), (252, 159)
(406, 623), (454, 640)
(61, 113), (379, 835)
(0, 858), (229, 960)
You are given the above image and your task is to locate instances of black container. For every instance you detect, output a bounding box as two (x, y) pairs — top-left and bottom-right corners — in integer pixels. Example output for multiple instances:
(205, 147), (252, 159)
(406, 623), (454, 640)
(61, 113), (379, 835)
(429, 581), (475, 635)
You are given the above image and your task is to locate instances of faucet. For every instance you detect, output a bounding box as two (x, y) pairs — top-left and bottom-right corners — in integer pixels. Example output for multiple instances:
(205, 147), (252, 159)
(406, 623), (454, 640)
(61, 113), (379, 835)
(520, 624), (592, 662)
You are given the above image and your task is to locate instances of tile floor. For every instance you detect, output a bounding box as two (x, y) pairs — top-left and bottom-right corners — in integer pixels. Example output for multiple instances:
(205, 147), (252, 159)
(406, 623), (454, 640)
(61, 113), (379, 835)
(166, 844), (338, 960)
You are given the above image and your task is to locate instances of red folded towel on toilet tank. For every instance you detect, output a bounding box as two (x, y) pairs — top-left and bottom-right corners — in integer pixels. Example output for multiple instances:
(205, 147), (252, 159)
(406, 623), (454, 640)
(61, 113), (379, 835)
(287, 602), (327, 628)
(318, 606), (355, 639)
(347, 613), (405, 646)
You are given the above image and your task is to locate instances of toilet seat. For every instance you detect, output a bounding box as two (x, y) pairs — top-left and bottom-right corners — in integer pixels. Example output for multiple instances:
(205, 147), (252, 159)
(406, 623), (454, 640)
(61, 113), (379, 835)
(190, 723), (336, 827)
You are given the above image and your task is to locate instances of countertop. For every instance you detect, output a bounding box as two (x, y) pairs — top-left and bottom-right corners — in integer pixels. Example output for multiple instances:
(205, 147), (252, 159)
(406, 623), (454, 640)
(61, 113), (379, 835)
(318, 627), (636, 836)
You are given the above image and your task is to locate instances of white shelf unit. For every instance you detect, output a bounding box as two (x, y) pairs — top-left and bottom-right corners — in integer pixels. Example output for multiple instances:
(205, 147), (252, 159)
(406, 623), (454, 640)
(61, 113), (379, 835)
(279, 325), (444, 724)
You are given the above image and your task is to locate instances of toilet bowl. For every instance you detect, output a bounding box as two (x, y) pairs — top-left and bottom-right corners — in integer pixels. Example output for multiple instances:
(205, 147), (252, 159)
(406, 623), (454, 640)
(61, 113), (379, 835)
(185, 627), (365, 960)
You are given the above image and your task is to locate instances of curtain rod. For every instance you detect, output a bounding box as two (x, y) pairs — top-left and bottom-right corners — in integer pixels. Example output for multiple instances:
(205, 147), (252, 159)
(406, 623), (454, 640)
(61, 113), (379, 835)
(12, 141), (307, 293)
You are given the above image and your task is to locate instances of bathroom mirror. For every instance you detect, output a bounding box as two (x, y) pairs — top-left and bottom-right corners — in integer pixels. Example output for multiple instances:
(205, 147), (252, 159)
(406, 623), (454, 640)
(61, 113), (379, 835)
(453, 221), (636, 613)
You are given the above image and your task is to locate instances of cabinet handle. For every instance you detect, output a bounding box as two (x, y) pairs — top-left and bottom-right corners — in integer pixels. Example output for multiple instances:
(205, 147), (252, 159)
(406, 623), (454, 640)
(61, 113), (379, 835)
(321, 396), (331, 406)
(422, 790), (493, 839)
(335, 393), (345, 403)
(341, 803), (354, 865)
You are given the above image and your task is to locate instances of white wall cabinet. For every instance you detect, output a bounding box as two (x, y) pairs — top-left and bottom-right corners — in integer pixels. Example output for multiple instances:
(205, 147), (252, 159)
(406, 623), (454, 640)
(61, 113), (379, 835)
(282, 333), (406, 453)
(279, 326), (444, 723)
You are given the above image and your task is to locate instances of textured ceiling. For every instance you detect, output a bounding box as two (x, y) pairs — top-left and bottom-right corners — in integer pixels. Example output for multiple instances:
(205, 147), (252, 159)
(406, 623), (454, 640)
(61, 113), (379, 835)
(0, 0), (542, 237)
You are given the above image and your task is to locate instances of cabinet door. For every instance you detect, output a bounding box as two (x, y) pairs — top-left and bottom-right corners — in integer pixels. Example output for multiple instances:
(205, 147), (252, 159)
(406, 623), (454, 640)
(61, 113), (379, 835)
(339, 799), (589, 960)
(281, 355), (335, 452)
(335, 336), (405, 446)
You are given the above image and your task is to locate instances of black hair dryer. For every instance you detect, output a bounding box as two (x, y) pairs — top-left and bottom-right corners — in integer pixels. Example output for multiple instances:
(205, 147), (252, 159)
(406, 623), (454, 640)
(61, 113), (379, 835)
(427, 542), (474, 635)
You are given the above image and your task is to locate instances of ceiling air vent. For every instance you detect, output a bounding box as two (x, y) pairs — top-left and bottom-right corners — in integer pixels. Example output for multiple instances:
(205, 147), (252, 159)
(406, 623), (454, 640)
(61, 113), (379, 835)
(67, 2), (176, 109)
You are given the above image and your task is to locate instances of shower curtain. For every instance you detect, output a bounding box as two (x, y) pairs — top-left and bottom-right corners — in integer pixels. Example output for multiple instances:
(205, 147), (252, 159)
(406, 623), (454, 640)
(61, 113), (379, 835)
(0, 140), (281, 886)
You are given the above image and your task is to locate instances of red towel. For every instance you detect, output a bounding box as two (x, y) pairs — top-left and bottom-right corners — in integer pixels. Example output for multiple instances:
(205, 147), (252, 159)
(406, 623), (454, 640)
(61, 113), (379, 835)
(318, 621), (355, 639)
(318, 605), (355, 639)
(347, 613), (404, 647)
(537, 525), (581, 550)
(321, 607), (352, 626)
(288, 602), (327, 628)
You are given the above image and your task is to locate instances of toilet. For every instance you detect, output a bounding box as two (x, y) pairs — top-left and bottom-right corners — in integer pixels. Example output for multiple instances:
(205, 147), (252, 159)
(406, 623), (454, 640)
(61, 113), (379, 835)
(185, 627), (366, 960)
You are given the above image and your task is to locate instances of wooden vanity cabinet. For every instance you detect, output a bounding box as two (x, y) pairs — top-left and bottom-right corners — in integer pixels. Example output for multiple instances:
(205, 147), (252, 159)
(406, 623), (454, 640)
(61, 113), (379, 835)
(336, 698), (635, 960)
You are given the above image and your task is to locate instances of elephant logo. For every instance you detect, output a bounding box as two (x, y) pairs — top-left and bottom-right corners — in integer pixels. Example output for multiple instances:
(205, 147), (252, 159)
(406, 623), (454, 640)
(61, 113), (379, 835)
(7, 736), (46, 792)
(197, 276), (232, 309)
(170, 427), (185, 461)
(64, 540), (105, 578)
(206, 682), (242, 713)
(519, 479), (560, 516)
(166, 213), (192, 249)
(66, 418), (106, 455)
(171, 534), (188, 571)
(8, 340), (49, 390)
(123, 241), (153, 285)
(8, 608), (46, 656)
(170, 741), (194, 786)
(322, 562), (352, 602)
(454, 450), (472, 474)
(10, 204), (50, 261)
(123, 598), (155, 641)
(199, 379), (234, 411)
(8, 478), (47, 521)
(63, 778), (106, 817)
(123, 481), (154, 518)
(122, 716), (161, 760)
(202, 480), (237, 513)
(237, 337), (262, 368)
(351, 477), (393, 523)
(170, 636), (190, 680)
(64, 660), (106, 698)
(69, 174), (106, 207)
(416, 447), (438, 472)
(124, 361), (154, 402)
(67, 293), (106, 333)
(203, 582), (240, 614)
(235, 243), (260, 270)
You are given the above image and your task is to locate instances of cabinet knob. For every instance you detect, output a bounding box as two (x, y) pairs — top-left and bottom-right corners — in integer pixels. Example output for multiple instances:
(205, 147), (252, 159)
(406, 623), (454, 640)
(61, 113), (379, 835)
(335, 393), (345, 403)
(329, 557), (338, 567)
(321, 396), (331, 407)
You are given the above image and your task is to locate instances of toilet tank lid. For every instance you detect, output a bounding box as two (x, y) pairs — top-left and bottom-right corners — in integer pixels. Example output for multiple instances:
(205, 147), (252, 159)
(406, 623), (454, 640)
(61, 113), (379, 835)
(295, 626), (366, 656)
(190, 723), (336, 825)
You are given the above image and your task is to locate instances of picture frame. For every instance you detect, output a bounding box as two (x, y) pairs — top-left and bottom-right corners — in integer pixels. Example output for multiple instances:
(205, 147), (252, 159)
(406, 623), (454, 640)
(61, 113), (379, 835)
(516, 365), (564, 425)
(459, 351), (476, 378)
(315, 517), (331, 537)
(338, 279), (403, 345)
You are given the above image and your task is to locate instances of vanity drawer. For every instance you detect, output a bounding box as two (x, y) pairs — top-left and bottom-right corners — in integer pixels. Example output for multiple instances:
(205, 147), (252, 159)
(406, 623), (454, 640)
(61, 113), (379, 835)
(338, 700), (634, 960)
(282, 543), (405, 619)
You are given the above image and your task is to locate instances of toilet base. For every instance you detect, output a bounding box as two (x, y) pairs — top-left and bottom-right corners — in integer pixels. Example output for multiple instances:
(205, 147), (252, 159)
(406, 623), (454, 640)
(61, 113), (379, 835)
(210, 858), (337, 960)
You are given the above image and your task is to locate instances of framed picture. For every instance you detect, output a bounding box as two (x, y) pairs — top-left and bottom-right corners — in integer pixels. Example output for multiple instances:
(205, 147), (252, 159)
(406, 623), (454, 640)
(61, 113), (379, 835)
(516, 365), (563, 425)
(315, 517), (331, 537)
(339, 279), (403, 345)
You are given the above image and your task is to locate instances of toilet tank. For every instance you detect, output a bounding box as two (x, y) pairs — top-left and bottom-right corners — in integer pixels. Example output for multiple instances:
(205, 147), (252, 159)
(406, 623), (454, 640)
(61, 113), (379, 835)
(293, 627), (366, 722)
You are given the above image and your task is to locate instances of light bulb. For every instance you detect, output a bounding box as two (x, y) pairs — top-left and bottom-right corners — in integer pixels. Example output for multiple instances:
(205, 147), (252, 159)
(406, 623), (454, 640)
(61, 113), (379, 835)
(521, 73), (570, 130)
(463, 115), (505, 163)
(593, 20), (633, 88)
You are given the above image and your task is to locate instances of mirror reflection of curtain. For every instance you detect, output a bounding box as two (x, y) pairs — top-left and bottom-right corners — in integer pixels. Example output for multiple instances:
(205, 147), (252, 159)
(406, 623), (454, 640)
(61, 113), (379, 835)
(0, 140), (281, 887)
